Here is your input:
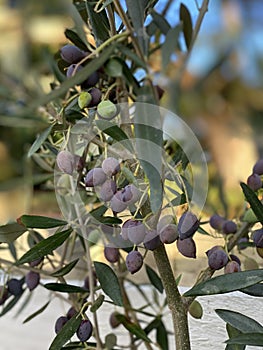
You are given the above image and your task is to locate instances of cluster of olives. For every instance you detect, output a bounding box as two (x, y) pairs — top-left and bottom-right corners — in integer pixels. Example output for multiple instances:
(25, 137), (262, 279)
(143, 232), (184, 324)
(246, 158), (263, 191)
(59, 44), (119, 120)
(209, 214), (237, 235)
(0, 257), (42, 305)
(102, 211), (199, 275)
(55, 306), (93, 342)
(205, 245), (241, 273)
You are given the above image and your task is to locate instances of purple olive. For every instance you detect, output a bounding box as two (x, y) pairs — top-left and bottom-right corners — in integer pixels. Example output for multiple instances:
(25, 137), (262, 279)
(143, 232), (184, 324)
(222, 220), (237, 234)
(126, 251), (143, 274)
(123, 219), (146, 245)
(224, 261), (241, 274)
(209, 214), (225, 230)
(102, 157), (120, 176)
(57, 150), (76, 175)
(55, 316), (68, 334)
(81, 71), (100, 88)
(110, 191), (127, 213)
(109, 312), (121, 328)
(206, 246), (229, 270)
(83, 271), (97, 291)
(177, 238), (196, 258)
(77, 319), (93, 342)
(178, 211), (199, 239)
(66, 306), (77, 320)
(60, 44), (87, 64)
(99, 179), (117, 201)
(253, 159), (263, 175)
(29, 257), (44, 267)
(66, 63), (83, 78)
(252, 228), (263, 248)
(143, 230), (161, 251)
(89, 88), (102, 107)
(229, 254), (241, 266)
(85, 168), (107, 187)
(104, 245), (120, 263)
(159, 224), (178, 244)
(121, 184), (141, 205)
(7, 278), (23, 296)
(25, 271), (40, 291)
(247, 173), (262, 191)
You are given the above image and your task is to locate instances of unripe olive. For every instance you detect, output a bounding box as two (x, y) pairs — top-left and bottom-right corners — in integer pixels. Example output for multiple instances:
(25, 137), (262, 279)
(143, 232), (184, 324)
(57, 150), (76, 175)
(159, 224), (178, 244)
(89, 87), (102, 107)
(104, 245), (120, 263)
(143, 230), (161, 251)
(222, 220), (237, 234)
(224, 260), (241, 274)
(110, 191), (127, 213)
(85, 168), (107, 187)
(97, 100), (118, 120)
(252, 228), (263, 248)
(257, 247), (263, 259)
(102, 157), (120, 176)
(126, 220), (146, 246)
(109, 312), (121, 328)
(176, 238), (196, 258)
(60, 44), (87, 64)
(55, 316), (68, 334)
(253, 159), (263, 175)
(178, 211), (199, 240)
(247, 173), (262, 191)
(77, 319), (93, 342)
(7, 278), (23, 296)
(99, 179), (117, 202)
(209, 214), (225, 230)
(206, 246), (228, 270)
(0, 286), (9, 305)
(25, 271), (40, 291)
(188, 300), (203, 319)
(126, 251), (143, 274)
(78, 91), (92, 109)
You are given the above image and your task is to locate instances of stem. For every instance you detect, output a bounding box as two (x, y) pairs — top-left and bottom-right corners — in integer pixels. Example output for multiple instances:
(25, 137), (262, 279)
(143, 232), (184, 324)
(153, 244), (191, 350)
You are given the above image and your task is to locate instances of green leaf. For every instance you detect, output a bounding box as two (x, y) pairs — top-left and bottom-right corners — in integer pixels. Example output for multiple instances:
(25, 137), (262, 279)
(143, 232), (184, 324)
(16, 229), (72, 265)
(134, 90), (163, 212)
(143, 317), (161, 335)
(226, 324), (246, 350)
(116, 314), (151, 342)
(145, 264), (163, 293)
(242, 208), (259, 223)
(180, 3), (193, 50)
(216, 309), (263, 334)
(28, 125), (53, 157)
(184, 269), (263, 297)
(240, 182), (263, 224)
(95, 119), (134, 153)
(23, 300), (50, 324)
(125, 0), (148, 56)
(149, 9), (171, 34)
(19, 215), (67, 229)
(85, 2), (110, 45)
(94, 261), (123, 306)
(90, 294), (105, 313)
(51, 259), (79, 277)
(49, 315), (82, 350)
(161, 24), (182, 70)
(240, 283), (263, 297)
(156, 320), (168, 350)
(64, 28), (88, 51)
(0, 292), (25, 317)
(0, 222), (27, 243)
(117, 44), (147, 69)
(226, 333), (263, 346)
(44, 283), (88, 294)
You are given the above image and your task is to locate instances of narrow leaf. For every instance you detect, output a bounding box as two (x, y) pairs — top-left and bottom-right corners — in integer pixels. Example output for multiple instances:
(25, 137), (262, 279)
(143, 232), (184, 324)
(28, 125), (53, 157)
(116, 314), (151, 342)
(226, 333), (263, 346)
(240, 182), (263, 224)
(16, 229), (72, 265)
(180, 3), (193, 50)
(0, 222), (27, 243)
(49, 315), (82, 350)
(156, 320), (168, 350)
(95, 119), (134, 153)
(85, 2), (110, 45)
(94, 261), (123, 306)
(51, 259), (79, 277)
(64, 29), (88, 51)
(0, 290), (25, 317)
(145, 265), (163, 293)
(162, 24), (182, 70)
(226, 323), (246, 350)
(90, 294), (105, 313)
(241, 283), (263, 297)
(184, 269), (263, 297)
(44, 283), (87, 293)
(19, 215), (67, 229)
(216, 309), (263, 334)
(149, 9), (171, 34)
(23, 300), (50, 323)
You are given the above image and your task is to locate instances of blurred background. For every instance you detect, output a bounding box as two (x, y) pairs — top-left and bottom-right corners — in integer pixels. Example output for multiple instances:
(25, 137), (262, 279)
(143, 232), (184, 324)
(0, 0), (262, 221)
